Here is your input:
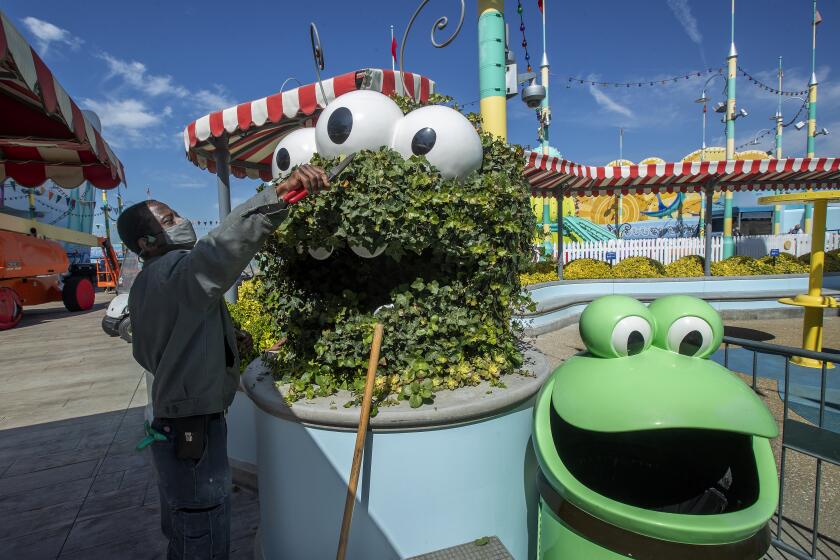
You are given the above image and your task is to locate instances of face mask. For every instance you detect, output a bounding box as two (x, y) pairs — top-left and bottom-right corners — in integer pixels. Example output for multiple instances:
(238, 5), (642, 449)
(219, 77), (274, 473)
(142, 219), (197, 257)
(161, 219), (197, 249)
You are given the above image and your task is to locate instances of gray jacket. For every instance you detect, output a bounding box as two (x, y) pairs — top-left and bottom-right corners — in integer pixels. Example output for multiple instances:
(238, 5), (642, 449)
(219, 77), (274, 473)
(128, 189), (287, 418)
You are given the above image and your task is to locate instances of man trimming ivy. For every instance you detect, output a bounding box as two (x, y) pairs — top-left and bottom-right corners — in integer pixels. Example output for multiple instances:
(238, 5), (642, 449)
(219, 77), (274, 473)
(116, 165), (329, 560)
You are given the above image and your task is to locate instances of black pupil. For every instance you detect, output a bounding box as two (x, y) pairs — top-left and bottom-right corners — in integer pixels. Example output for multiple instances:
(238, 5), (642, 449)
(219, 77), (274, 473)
(327, 107), (353, 144)
(276, 148), (290, 171)
(679, 330), (704, 356)
(627, 331), (645, 356)
(411, 127), (436, 156)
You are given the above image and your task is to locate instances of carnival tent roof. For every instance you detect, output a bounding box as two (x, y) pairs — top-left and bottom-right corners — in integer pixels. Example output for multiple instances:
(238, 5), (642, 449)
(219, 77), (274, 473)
(524, 151), (840, 197)
(0, 12), (125, 190)
(183, 69), (434, 182)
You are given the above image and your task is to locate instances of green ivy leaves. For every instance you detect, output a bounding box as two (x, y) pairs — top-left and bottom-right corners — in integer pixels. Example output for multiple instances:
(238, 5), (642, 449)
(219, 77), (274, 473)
(247, 96), (535, 408)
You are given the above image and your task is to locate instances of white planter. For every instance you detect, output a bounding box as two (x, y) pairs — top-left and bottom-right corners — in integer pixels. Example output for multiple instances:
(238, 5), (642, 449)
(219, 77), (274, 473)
(242, 347), (550, 559)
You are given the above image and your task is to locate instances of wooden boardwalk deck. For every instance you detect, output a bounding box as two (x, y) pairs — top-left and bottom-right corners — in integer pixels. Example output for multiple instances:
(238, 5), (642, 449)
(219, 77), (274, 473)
(0, 294), (258, 559)
(2, 293), (838, 559)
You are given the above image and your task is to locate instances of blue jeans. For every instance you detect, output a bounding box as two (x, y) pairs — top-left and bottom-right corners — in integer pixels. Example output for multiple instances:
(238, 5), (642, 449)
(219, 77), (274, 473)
(152, 415), (231, 560)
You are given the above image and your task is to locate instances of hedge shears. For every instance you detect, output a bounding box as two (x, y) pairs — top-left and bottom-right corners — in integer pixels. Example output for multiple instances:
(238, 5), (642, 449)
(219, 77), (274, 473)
(281, 153), (355, 204)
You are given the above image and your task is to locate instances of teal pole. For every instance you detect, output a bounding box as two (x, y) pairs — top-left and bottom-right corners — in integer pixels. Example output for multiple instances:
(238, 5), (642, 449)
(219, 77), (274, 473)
(477, 0), (507, 139)
(542, 198), (552, 260)
(723, 0), (737, 258)
(539, 0), (550, 153)
(772, 56), (783, 234)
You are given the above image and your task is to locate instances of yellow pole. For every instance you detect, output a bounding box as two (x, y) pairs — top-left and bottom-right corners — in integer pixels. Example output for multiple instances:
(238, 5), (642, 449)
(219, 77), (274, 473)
(762, 192), (837, 368)
(477, 0), (507, 140)
(798, 199), (827, 364)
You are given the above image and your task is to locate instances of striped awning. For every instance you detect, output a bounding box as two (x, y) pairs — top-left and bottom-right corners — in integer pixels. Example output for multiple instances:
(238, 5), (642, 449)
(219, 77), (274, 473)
(525, 151), (840, 197)
(0, 11), (125, 189)
(184, 69), (434, 182)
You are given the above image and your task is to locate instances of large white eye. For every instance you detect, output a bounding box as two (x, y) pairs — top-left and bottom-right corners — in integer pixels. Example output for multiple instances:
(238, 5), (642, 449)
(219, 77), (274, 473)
(611, 316), (652, 357)
(391, 105), (483, 179)
(271, 128), (317, 179)
(315, 90), (403, 158)
(666, 317), (714, 357)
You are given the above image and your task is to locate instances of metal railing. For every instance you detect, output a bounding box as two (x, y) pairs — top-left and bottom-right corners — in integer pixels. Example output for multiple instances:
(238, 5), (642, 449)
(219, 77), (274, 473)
(722, 336), (840, 560)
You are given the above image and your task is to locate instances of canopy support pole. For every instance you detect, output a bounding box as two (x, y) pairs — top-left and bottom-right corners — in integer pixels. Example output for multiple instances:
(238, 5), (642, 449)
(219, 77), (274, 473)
(212, 135), (236, 303)
(704, 182), (715, 277)
(557, 187), (565, 280)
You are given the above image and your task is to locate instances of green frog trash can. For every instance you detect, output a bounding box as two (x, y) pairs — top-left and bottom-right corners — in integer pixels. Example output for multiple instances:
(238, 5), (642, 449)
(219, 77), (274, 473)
(533, 295), (779, 559)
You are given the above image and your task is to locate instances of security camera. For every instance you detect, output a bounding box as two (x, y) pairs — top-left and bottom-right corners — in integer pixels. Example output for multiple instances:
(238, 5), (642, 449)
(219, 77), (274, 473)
(522, 82), (547, 109)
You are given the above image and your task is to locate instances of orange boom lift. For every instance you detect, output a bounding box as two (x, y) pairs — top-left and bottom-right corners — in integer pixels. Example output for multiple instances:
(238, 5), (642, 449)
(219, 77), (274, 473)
(0, 213), (119, 329)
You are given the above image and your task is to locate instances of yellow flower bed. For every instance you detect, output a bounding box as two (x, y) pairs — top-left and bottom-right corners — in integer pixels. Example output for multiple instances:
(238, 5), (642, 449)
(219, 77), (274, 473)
(227, 278), (276, 353)
(517, 252), (828, 285)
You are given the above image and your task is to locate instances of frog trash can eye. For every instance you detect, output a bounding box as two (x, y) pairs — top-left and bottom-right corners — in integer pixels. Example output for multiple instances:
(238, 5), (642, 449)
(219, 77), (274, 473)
(533, 295), (779, 559)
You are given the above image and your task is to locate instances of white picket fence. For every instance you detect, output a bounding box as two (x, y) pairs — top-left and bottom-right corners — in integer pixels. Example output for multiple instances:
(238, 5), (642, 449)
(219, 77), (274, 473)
(553, 233), (840, 265)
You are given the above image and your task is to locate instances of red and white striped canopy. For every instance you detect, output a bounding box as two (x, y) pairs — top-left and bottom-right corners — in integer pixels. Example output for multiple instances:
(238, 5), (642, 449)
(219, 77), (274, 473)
(525, 151), (840, 197)
(184, 69), (434, 182)
(0, 12), (125, 190)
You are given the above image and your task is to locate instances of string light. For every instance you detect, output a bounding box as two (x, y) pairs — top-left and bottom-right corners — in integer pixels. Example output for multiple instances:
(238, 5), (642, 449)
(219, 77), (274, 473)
(554, 68), (722, 89)
(516, 0), (532, 73)
(736, 129), (774, 150)
(738, 66), (808, 97)
(735, 100), (809, 150)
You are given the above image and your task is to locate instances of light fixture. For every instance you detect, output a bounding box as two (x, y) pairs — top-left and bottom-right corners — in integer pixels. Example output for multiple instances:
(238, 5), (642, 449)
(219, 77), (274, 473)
(695, 94), (710, 104)
(733, 108), (748, 120)
(713, 102), (726, 113)
(794, 121), (806, 131)
(815, 127), (830, 137)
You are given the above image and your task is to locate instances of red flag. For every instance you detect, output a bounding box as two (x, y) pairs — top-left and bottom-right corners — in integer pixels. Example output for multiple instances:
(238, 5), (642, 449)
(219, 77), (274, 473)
(537, 0), (544, 13)
(391, 36), (397, 61)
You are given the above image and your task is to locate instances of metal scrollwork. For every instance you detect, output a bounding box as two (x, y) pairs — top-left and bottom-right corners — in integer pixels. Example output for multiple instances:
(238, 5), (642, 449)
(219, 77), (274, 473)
(399, 0), (465, 96)
(309, 23), (327, 103)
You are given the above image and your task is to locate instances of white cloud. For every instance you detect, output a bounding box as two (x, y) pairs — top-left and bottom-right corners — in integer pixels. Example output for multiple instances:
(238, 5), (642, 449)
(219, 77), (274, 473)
(155, 172), (210, 189)
(81, 98), (163, 130)
(666, 0), (706, 66)
(99, 53), (189, 98)
(98, 53), (234, 113)
(666, 0), (702, 44)
(22, 16), (83, 55)
(79, 98), (175, 148)
(194, 86), (235, 112)
(588, 85), (635, 119)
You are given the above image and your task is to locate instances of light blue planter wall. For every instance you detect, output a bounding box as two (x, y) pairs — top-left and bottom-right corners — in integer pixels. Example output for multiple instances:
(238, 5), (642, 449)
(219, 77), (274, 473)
(226, 391), (257, 466)
(252, 402), (538, 560)
(522, 275), (840, 335)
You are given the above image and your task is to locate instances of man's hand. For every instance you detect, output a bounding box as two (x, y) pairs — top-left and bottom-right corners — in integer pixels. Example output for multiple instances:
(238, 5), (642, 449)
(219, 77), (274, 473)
(235, 328), (254, 358)
(275, 165), (330, 204)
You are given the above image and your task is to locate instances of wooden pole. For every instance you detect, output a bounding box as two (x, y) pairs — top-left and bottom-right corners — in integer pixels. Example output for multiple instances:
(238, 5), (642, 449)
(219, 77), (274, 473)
(336, 322), (384, 560)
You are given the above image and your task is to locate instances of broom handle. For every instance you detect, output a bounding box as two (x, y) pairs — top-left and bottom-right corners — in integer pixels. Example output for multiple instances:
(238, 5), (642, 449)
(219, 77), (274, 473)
(336, 322), (384, 560)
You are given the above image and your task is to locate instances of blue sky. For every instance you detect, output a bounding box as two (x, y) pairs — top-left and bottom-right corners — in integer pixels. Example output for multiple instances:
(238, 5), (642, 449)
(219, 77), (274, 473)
(3, 0), (838, 236)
